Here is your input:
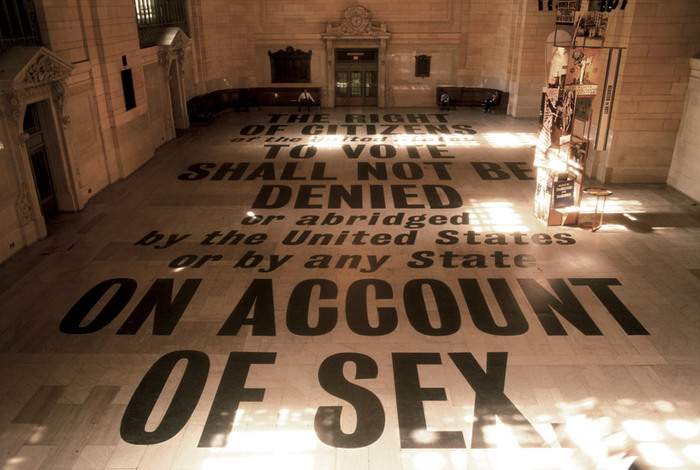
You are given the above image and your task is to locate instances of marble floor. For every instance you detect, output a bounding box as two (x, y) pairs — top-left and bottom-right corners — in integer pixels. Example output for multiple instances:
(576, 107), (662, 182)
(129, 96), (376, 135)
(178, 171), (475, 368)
(1, 107), (699, 470)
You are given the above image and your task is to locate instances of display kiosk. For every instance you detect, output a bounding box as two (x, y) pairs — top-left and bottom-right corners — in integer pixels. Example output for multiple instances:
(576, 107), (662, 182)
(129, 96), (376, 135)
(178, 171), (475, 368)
(533, 0), (608, 226)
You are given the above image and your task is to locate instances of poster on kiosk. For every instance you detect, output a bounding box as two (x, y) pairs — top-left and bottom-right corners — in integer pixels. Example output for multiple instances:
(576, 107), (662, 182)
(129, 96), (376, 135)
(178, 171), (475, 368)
(533, 3), (604, 226)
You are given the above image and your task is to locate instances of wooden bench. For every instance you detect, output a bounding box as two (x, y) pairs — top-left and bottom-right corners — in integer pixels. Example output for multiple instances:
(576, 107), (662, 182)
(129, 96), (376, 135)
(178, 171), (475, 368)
(436, 87), (509, 113)
(187, 87), (321, 121)
(247, 87), (321, 108)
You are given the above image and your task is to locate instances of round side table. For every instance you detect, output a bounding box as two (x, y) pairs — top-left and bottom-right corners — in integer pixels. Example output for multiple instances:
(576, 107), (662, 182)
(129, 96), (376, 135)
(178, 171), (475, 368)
(583, 187), (613, 232)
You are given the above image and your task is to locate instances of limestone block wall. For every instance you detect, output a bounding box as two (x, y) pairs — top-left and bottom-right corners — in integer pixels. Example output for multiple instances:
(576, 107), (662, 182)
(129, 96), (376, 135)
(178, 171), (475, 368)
(463, 0), (522, 89)
(349, 0), (463, 107)
(34, 0), (91, 65)
(189, 1), (257, 92)
(62, 80), (110, 210)
(385, 39), (460, 107)
(186, 1), (589, 116)
(668, 57), (700, 201)
(593, 0), (700, 183)
(507, 1), (562, 118)
(0, 0), (179, 264)
(2, 0), (699, 265)
(34, 0), (174, 184)
(192, 0), (538, 110)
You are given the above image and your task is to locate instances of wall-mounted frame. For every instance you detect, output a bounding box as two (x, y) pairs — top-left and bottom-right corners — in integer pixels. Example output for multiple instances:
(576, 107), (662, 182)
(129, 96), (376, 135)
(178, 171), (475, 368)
(415, 55), (431, 77)
(268, 46), (312, 83)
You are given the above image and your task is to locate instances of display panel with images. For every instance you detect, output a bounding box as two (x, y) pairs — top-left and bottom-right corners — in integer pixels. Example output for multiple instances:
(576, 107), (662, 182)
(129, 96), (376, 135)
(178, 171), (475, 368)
(566, 48), (601, 87)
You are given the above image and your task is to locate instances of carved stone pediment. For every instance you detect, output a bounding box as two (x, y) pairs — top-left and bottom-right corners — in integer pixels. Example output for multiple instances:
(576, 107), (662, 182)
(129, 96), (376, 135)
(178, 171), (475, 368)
(158, 27), (190, 49)
(0, 46), (73, 122)
(158, 27), (190, 68)
(0, 46), (73, 91)
(325, 6), (389, 36)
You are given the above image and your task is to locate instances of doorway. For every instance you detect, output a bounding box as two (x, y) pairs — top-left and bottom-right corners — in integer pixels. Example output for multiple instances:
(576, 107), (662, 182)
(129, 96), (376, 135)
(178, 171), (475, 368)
(168, 58), (189, 130)
(23, 102), (58, 218)
(334, 49), (378, 106)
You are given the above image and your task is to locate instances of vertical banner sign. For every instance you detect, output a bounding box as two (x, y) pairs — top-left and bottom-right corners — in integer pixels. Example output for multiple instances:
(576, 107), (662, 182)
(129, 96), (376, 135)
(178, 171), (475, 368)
(595, 47), (621, 151)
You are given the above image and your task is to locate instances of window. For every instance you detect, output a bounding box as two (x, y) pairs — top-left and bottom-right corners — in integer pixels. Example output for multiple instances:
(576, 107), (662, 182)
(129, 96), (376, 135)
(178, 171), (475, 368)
(336, 72), (348, 97)
(0, 0), (42, 53)
(134, 0), (189, 48)
(121, 69), (137, 110)
(268, 47), (311, 83)
(365, 71), (376, 97)
(350, 72), (362, 97)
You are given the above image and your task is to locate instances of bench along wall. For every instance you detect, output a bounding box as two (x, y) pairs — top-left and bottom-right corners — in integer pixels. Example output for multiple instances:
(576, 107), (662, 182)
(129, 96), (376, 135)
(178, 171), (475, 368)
(187, 87), (322, 121)
(436, 87), (509, 113)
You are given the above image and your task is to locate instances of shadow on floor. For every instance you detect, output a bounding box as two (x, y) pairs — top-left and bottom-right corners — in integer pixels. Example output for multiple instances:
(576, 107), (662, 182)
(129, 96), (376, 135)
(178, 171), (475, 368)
(574, 210), (700, 233)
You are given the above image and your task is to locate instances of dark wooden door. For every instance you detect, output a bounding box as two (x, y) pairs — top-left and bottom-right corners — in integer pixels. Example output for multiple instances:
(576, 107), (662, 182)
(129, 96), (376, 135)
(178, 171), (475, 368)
(29, 146), (58, 216)
(24, 103), (58, 217)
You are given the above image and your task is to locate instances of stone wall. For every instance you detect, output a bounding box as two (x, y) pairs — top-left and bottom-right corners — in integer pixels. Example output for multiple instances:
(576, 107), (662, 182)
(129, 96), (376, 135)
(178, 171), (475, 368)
(591, 0), (700, 183)
(2, 0), (699, 264)
(0, 0), (174, 263)
(668, 57), (700, 201)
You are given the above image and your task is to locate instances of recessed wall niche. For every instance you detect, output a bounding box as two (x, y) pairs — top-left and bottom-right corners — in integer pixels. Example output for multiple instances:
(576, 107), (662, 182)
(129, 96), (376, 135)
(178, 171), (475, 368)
(121, 69), (136, 110)
(415, 55), (431, 77)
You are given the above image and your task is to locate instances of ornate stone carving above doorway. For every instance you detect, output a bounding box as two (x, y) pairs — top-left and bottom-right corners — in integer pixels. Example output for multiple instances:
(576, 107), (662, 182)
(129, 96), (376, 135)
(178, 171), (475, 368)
(0, 47), (73, 124)
(322, 7), (391, 108)
(325, 6), (387, 36)
(157, 27), (190, 72)
(0, 46), (74, 233)
(157, 27), (191, 130)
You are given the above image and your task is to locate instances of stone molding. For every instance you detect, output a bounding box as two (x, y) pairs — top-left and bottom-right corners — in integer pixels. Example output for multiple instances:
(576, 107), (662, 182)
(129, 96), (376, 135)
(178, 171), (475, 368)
(321, 6), (391, 108)
(0, 48), (73, 230)
(325, 6), (388, 36)
(0, 89), (25, 124)
(158, 27), (191, 72)
(16, 182), (35, 226)
(691, 57), (700, 80)
(0, 47), (73, 123)
(23, 54), (70, 85)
